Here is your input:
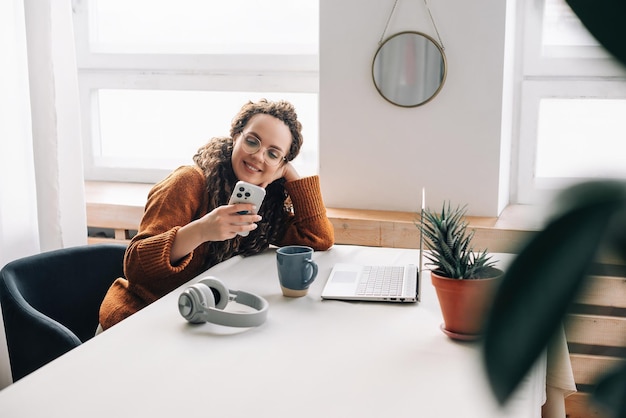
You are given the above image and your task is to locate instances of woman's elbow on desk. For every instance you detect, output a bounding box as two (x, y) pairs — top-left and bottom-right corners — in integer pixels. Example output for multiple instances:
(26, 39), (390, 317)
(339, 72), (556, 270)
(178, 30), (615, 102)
(277, 230), (334, 252)
(298, 231), (335, 251)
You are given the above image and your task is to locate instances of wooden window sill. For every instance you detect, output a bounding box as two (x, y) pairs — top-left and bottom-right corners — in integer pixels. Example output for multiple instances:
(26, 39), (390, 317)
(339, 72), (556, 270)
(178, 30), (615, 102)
(85, 181), (542, 252)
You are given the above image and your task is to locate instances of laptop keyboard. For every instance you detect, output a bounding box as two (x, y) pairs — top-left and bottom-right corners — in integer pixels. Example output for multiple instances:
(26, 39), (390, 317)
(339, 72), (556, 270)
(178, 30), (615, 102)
(356, 266), (404, 297)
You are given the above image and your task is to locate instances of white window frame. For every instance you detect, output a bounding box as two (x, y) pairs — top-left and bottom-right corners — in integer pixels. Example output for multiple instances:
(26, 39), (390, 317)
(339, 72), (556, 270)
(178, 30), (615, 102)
(517, 80), (626, 204)
(522, 0), (626, 78)
(514, 0), (626, 205)
(72, 0), (319, 183)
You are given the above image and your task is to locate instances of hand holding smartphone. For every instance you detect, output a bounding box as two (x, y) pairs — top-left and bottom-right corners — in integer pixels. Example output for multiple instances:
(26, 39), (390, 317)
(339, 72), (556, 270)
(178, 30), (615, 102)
(228, 181), (266, 237)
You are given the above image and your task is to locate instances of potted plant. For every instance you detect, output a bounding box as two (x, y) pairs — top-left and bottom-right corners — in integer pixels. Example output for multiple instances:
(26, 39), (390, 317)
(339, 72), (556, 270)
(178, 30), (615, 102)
(419, 201), (502, 340)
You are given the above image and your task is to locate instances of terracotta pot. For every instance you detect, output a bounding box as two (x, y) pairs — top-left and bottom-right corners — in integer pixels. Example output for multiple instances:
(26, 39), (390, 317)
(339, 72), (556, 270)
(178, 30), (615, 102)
(431, 268), (503, 340)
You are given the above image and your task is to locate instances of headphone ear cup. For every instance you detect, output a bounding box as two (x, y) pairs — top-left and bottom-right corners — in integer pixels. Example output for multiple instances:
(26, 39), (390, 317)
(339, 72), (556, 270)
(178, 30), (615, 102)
(183, 283), (217, 323)
(179, 277), (268, 328)
(198, 277), (230, 310)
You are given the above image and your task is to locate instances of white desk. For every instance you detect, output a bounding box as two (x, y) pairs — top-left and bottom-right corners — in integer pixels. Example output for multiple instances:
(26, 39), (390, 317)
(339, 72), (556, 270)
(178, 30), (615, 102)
(0, 245), (545, 417)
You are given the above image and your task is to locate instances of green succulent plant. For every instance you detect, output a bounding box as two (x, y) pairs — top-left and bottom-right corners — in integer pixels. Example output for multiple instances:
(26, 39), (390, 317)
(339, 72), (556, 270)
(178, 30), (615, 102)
(418, 201), (497, 279)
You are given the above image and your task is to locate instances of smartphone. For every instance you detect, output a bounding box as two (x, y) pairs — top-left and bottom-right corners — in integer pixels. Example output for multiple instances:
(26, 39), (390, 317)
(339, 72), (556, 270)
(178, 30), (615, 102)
(228, 181), (266, 237)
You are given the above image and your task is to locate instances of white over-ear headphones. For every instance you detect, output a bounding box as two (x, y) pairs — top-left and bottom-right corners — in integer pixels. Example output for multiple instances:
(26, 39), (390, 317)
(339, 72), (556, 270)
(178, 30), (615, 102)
(178, 277), (269, 327)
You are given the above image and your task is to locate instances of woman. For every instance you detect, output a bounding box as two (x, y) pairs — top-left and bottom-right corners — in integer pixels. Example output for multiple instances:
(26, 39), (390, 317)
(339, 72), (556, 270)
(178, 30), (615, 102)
(99, 99), (334, 330)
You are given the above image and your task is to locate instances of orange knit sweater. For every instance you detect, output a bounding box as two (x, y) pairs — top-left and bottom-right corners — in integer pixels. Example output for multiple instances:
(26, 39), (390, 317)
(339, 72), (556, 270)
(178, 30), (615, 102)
(99, 165), (334, 330)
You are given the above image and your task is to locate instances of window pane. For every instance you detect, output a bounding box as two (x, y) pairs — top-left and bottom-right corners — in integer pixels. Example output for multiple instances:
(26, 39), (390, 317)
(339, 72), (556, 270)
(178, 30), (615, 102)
(90, 0), (318, 54)
(96, 90), (318, 177)
(540, 0), (611, 59)
(536, 99), (626, 178)
(542, 0), (598, 48)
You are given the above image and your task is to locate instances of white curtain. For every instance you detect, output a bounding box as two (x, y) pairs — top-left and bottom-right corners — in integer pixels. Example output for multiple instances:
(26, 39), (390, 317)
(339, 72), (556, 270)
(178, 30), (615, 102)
(0, 0), (87, 388)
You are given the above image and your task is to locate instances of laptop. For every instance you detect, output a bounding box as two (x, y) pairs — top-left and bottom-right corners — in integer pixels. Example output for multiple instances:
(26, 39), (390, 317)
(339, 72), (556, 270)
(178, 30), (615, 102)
(321, 188), (425, 303)
(321, 263), (420, 302)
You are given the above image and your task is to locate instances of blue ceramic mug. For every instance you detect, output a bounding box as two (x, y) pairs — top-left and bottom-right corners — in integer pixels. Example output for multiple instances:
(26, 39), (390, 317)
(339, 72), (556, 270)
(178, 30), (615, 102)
(276, 246), (318, 297)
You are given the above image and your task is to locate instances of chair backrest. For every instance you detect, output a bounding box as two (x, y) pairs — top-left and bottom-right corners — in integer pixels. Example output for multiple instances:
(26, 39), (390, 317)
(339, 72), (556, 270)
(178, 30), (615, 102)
(0, 244), (126, 381)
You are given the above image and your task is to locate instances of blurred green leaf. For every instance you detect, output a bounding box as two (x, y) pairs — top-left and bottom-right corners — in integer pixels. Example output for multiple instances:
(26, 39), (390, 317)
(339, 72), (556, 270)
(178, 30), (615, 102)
(566, 0), (626, 66)
(520, 2), (626, 415)
(482, 181), (626, 404)
(592, 362), (626, 418)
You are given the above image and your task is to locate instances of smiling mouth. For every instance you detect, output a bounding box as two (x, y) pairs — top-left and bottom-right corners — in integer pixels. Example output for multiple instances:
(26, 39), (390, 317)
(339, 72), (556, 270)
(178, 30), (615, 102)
(244, 161), (262, 172)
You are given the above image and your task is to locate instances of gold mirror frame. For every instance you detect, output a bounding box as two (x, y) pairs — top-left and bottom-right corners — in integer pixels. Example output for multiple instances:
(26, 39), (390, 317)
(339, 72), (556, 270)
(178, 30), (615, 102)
(372, 31), (447, 108)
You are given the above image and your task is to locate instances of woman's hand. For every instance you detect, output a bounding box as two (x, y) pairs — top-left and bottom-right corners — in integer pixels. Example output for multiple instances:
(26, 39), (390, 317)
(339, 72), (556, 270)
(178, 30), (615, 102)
(259, 161), (300, 188)
(199, 203), (262, 240)
(170, 203), (261, 263)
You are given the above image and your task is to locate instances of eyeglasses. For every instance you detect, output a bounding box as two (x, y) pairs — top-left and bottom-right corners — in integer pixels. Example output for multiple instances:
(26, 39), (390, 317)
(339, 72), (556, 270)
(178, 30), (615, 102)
(240, 133), (286, 166)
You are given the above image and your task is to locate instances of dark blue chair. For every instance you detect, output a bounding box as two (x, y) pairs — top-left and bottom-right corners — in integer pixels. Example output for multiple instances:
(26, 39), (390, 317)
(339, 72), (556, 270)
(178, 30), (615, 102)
(0, 244), (126, 382)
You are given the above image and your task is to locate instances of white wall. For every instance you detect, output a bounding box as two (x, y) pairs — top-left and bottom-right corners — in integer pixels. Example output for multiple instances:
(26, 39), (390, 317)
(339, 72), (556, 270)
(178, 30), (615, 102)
(320, 0), (513, 216)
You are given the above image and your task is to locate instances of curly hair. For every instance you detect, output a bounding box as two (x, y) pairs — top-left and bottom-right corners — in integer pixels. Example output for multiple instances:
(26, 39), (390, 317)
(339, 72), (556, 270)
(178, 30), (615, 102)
(229, 99), (303, 161)
(191, 99), (303, 266)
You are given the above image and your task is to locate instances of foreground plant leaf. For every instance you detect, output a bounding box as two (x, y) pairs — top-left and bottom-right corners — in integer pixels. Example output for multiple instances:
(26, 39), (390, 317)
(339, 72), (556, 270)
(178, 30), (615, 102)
(566, 0), (626, 66)
(592, 362), (626, 418)
(482, 181), (626, 404)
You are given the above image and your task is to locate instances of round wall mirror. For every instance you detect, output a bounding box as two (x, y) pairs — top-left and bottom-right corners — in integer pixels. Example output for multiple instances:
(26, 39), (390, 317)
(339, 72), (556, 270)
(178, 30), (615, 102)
(372, 31), (447, 108)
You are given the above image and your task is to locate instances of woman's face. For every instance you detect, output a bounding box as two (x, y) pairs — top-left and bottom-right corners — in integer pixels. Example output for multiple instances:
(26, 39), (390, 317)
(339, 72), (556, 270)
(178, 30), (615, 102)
(231, 113), (292, 187)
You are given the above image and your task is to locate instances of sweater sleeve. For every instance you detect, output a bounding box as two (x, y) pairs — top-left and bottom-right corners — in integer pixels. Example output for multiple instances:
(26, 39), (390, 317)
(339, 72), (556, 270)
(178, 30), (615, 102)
(123, 166), (208, 298)
(276, 175), (334, 251)
(100, 166), (211, 329)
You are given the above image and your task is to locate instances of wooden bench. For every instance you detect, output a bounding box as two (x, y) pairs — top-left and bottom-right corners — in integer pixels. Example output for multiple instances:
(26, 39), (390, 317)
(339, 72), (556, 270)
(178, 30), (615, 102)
(84, 181), (540, 252)
(564, 262), (626, 418)
(85, 182), (149, 245)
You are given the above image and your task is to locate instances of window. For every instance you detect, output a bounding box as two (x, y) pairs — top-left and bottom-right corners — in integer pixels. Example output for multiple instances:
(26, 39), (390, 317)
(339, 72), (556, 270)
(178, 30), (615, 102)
(73, 0), (319, 183)
(515, 0), (626, 204)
